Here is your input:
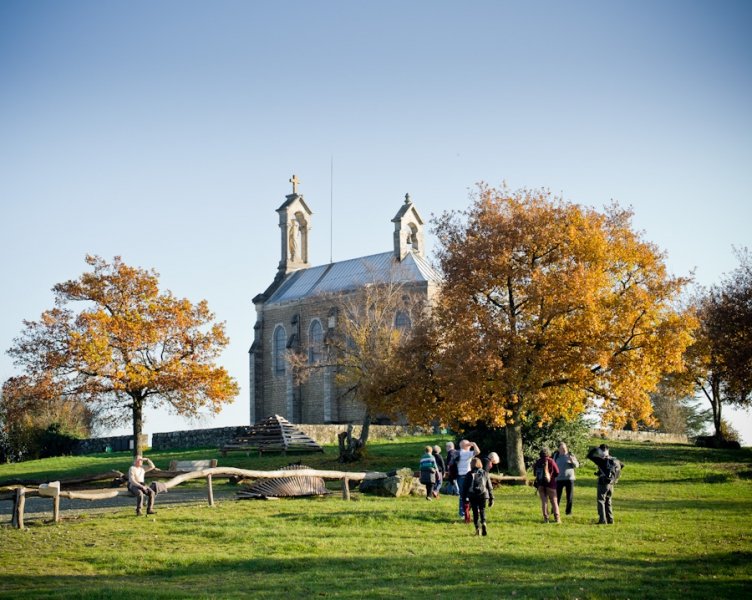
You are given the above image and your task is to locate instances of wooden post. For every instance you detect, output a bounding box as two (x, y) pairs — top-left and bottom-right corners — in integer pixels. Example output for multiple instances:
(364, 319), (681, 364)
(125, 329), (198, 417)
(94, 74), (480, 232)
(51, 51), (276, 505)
(206, 474), (214, 507)
(12, 487), (26, 530)
(53, 494), (60, 523)
(341, 477), (350, 501)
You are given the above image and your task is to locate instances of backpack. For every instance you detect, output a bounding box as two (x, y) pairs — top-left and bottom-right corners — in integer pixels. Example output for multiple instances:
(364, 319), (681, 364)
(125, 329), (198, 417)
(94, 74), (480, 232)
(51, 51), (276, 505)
(534, 460), (551, 488)
(468, 469), (487, 497)
(600, 457), (621, 484)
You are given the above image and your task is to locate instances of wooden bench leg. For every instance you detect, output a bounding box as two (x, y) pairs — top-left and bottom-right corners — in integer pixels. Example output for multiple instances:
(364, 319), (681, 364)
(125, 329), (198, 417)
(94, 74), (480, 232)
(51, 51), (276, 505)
(341, 477), (351, 501)
(53, 494), (60, 523)
(12, 488), (26, 530)
(207, 474), (214, 507)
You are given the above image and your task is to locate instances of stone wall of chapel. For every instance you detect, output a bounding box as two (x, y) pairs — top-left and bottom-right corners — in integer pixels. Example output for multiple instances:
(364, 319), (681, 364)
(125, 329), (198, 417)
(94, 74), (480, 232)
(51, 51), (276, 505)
(258, 279), (437, 425)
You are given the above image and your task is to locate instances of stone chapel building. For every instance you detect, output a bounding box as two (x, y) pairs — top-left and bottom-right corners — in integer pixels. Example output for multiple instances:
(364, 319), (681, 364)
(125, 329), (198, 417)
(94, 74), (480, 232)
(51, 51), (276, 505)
(249, 176), (441, 425)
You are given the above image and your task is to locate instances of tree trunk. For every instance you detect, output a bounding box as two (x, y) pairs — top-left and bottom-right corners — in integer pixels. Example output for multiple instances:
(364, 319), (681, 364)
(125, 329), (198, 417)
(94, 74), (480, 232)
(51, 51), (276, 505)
(711, 374), (723, 440)
(132, 396), (144, 457)
(504, 421), (526, 477)
(337, 411), (371, 463)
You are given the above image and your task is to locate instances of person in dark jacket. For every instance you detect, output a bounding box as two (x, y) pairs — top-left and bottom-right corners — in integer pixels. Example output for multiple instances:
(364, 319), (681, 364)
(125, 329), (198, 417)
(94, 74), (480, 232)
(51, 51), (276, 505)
(482, 451), (500, 473)
(462, 457), (495, 536)
(431, 445), (446, 498)
(587, 444), (624, 524)
(444, 441), (460, 495)
(418, 446), (439, 500)
(533, 448), (560, 523)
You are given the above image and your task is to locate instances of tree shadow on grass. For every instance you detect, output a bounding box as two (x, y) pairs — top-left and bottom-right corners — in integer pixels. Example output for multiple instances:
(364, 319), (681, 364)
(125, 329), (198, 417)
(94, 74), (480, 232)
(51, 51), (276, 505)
(1, 549), (749, 599)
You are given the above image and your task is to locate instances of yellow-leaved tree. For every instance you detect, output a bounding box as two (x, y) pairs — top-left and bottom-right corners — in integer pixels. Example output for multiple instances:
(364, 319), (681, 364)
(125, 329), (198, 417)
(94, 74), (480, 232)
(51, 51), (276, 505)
(394, 185), (694, 475)
(6, 255), (239, 456)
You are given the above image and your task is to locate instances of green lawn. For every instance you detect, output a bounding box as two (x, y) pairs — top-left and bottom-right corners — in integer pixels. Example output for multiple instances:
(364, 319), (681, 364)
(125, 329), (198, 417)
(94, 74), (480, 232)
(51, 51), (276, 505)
(1, 437), (751, 599)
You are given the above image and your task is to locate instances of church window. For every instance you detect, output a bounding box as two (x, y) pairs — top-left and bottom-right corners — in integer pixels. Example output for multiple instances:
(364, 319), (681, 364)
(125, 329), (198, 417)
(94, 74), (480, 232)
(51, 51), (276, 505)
(309, 320), (324, 364)
(395, 310), (412, 331)
(273, 325), (287, 374)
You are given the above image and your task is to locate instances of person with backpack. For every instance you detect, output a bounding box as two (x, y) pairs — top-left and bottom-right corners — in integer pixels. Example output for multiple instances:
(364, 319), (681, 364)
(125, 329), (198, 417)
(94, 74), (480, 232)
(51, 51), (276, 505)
(418, 446), (439, 500)
(532, 448), (561, 523)
(586, 443), (624, 524)
(461, 457), (495, 536)
(553, 442), (580, 516)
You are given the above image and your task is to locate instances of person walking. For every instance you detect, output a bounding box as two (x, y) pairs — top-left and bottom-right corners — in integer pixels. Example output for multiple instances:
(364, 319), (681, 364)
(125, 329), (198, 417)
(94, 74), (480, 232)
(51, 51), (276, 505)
(587, 444), (624, 524)
(419, 446), (439, 500)
(482, 451), (500, 473)
(128, 455), (157, 516)
(533, 448), (560, 523)
(444, 441), (460, 496)
(431, 445), (445, 499)
(456, 439), (480, 518)
(553, 442), (579, 515)
(462, 457), (494, 536)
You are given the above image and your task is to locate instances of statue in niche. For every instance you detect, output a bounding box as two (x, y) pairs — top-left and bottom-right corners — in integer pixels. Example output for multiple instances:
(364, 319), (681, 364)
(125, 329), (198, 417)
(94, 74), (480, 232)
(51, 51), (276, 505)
(288, 220), (298, 261)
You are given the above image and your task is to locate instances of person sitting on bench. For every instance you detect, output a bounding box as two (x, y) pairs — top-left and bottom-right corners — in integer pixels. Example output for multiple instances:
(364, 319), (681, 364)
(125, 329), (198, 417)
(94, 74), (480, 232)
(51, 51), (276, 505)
(128, 455), (156, 516)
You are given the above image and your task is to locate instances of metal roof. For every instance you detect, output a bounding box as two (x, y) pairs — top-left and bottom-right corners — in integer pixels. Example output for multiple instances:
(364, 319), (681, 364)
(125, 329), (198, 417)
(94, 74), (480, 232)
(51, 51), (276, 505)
(265, 251), (442, 306)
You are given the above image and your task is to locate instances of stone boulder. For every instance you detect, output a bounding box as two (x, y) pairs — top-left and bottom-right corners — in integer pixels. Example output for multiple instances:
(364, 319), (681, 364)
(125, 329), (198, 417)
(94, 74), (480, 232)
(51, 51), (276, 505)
(359, 467), (418, 497)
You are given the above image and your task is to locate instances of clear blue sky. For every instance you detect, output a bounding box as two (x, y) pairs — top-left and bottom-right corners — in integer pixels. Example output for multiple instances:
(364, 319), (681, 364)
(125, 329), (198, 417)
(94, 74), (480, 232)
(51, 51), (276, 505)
(1, 1), (750, 441)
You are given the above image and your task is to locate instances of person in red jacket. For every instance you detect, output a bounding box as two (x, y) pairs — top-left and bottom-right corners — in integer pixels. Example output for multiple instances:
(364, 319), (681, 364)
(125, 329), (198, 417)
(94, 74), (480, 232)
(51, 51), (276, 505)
(532, 448), (560, 523)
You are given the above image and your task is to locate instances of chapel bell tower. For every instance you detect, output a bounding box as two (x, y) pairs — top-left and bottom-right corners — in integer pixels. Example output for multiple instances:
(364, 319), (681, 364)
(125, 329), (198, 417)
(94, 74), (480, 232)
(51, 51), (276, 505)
(277, 174), (313, 275)
(392, 193), (425, 260)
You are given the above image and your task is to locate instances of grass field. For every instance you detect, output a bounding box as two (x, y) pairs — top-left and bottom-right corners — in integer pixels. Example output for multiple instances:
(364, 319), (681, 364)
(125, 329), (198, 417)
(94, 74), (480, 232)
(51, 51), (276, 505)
(1, 436), (751, 599)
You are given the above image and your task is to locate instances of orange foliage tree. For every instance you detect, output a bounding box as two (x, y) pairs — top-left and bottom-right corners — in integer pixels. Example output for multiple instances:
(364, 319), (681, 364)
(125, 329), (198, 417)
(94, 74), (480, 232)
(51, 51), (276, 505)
(7, 256), (239, 456)
(396, 185), (694, 474)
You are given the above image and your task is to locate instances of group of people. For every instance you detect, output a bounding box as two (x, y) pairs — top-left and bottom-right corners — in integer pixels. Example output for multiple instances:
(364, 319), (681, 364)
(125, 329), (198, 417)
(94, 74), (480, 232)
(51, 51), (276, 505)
(419, 439), (499, 536)
(420, 439), (624, 534)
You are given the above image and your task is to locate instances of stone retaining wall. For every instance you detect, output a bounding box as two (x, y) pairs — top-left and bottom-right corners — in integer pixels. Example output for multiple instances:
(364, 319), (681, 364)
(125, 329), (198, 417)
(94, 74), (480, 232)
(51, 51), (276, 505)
(73, 434), (149, 455)
(75, 425), (686, 455)
(149, 423), (428, 451)
(591, 429), (689, 444)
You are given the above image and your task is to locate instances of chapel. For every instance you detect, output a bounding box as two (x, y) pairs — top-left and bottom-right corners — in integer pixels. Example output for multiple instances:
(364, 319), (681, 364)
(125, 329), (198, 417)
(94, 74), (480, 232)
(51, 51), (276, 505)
(249, 176), (441, 424)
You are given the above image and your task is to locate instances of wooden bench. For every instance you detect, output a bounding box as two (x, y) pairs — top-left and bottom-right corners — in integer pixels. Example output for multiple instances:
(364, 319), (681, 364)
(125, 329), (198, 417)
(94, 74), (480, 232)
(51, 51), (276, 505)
(166, 459), (219, 506)
(168, 459), (218, 472)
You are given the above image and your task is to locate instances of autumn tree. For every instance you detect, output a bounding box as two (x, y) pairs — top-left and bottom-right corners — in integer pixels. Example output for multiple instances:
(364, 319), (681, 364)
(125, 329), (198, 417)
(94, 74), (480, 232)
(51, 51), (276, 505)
(405, 184), (693, 475)
(0, 375), (98, 461)
(6, 256), (239, 456)
(679, 248), (752, 440)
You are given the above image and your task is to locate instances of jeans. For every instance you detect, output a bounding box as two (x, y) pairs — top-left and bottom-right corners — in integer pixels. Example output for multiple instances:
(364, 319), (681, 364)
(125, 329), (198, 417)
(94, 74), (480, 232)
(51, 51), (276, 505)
(556, 479), (574, 515)
(596, 481), (614, 523)
(456, 474), (467, 516)
(128, 482), (155, 513)
(469, 497), (487, 529)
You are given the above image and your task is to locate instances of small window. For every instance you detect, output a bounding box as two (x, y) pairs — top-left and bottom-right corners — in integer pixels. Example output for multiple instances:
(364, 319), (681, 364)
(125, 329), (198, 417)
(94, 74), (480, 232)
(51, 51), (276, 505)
(273, 325), (287, 373)
(309, 320), (324, 364)
(395, 310), (412, 331)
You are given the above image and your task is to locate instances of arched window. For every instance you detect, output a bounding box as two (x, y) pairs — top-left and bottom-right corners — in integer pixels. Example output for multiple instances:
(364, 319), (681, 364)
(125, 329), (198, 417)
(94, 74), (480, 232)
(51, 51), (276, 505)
(395, 310), (412, 331)
(273, 325), (287, 374)
(309, 320), (324, 364)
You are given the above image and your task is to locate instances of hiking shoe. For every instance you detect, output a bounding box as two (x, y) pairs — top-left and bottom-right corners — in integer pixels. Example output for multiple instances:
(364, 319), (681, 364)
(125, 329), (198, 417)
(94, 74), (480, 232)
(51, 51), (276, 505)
(543, 517), (549, 523)
(136, 510), (142, 517)
(147, 510), (157, 515)
(481, 523), (488, 536)
(475, 528), (480, 536)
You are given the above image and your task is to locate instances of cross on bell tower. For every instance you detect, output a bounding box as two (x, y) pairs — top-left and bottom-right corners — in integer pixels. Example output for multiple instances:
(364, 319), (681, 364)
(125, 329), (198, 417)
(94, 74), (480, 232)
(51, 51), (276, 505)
(289, 174), (301, 195)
